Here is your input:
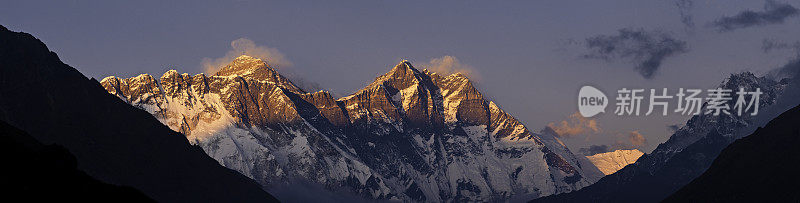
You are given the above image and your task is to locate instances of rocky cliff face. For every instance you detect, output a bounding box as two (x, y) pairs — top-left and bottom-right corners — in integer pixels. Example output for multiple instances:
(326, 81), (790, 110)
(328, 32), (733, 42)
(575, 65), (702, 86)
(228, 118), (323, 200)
(102, 55), (603, 201)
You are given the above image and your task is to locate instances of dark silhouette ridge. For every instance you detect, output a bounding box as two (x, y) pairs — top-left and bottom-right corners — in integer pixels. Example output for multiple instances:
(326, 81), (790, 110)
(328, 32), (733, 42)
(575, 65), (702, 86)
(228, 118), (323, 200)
(665, 104), (800, 202)
(0, 120), (154, 202)
(0, 25), (278, 202)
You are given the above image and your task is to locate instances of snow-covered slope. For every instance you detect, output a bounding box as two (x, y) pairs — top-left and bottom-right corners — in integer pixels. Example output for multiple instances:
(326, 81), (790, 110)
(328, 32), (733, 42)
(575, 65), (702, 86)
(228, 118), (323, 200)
(101, 55), (603, 201)
(585, 149), (644, 175)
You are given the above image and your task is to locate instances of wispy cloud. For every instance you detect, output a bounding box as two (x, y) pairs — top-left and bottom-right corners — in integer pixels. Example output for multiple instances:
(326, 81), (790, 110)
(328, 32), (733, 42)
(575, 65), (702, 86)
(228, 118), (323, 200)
(767, 57), (800, 80)
(579, 145), (611, 156)
(674, 0), (695, 29)
(582, 28), (688, 79)
(202, 38), (292, 74)
(546, 112), (601, 139)
(711, 0), (799, 32)
(762, 39), (800, 55)
(420, 55), (480, 80)
(616, 130), (648, 150)
(577, 130), (649, 156)
(548, 112), (649, 155)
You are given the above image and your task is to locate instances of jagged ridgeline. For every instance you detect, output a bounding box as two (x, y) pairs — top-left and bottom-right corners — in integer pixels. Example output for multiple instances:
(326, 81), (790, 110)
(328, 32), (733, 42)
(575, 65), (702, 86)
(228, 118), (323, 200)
(101, 55), (603, 201)
(532, 72), (790, 203)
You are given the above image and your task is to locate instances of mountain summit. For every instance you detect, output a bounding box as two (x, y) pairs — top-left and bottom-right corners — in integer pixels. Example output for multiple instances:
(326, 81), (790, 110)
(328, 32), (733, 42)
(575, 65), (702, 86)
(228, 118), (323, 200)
(102, 55), (603, 201)
(214, 55), (304, 93)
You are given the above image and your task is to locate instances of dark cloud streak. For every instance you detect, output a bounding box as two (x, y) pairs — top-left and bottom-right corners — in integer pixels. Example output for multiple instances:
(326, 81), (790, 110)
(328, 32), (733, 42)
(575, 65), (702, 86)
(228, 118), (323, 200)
(583, 28), (688, 79)
(762, 39), (800, 55)
(579, 145), (611, 156)
(675, 0), (695, 29)
(711, 0), (799, 32)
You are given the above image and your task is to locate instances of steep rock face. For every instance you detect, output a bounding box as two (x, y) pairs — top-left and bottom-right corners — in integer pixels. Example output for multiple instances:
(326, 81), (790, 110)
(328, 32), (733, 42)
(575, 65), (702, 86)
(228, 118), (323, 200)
(532, 72), (790, 203)
(102, 56), (603, 201)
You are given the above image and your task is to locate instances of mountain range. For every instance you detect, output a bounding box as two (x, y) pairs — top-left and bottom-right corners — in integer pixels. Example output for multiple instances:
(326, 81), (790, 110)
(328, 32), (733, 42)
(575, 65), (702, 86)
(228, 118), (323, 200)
(4, 22), (798, 202)
(101, 55), (604, 201)
(0, 25), (278, 202)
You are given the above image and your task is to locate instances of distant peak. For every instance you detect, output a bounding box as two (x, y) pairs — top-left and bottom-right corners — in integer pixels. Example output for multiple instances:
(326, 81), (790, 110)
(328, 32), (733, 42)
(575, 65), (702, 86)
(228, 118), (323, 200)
(234, 54), (258, 61)
(448, 72), (468, 79)
(212, 55), (304, 93)
(214, 55), (273, 77)
(162, 69), (179, 76)
(719, 71), (776, 90)
(388, 60), (419, 74)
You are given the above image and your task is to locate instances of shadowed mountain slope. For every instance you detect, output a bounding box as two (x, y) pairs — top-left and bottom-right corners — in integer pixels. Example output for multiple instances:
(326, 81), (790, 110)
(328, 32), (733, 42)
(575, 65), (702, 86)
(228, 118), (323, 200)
(664, 104), (800, 202)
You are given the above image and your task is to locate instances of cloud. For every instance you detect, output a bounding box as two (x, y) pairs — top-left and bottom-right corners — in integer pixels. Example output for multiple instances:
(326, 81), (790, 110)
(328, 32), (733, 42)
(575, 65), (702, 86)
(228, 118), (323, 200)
(711, 0), (799, 32)
(578, 130), (648, 155)
(674, 0), (695, 29)
(766, 57), (800, 80)
(546, 112), (601, 138)
(583, 28), (688, 79)
(198, 38), (327, 93)
(547, 112), (649, 153)
(610, 130), (649, 150)
(579, 145), (611, 156)
(202, 38), (292, 74)
(762, 39), (800, 55)
(420, 56), (481, 80)
(626, 131), (648, 148)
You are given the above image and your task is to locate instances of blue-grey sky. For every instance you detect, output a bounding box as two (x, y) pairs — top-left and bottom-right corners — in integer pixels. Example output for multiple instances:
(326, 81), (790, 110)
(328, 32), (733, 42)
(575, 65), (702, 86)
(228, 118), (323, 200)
(2, 0), (799, 153)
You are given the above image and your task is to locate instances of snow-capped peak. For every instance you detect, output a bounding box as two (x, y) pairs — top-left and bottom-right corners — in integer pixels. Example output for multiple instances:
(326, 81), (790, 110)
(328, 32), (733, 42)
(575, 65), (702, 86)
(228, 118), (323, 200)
(212, 55), (304, 93)
(215, 55), (272, 76)
(585, 149), (644, 175)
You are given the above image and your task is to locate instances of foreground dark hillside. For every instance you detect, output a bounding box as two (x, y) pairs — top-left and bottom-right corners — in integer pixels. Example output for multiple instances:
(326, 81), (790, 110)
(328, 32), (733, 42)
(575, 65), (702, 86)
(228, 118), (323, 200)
(0, 25), (278, 202)
(0, 120), (153, 201)
(664, 104), (800, 202)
